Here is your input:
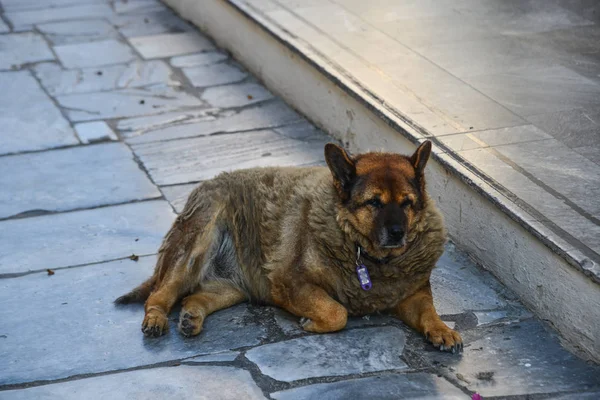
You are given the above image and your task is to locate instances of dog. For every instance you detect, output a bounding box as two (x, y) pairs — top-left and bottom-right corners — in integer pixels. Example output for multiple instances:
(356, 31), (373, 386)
(116, 141), (462, 353)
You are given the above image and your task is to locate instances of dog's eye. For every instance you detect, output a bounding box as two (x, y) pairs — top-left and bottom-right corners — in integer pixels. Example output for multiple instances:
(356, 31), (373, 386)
(400, 198), (413, 208)
(366, 198), (383, 208)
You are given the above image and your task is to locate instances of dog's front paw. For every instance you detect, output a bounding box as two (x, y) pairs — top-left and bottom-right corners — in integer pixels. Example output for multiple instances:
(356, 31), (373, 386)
(178, 310), (204, 337)
(142, 309), (169, 337)
(425, 322), (463, 353)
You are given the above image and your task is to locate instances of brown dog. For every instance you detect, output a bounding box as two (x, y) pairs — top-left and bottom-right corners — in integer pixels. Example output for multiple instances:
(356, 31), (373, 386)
(116, 141), (462, 353)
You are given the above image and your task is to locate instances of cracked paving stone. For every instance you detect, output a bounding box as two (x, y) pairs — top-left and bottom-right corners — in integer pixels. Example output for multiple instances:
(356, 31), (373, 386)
(271, 373), (466, 400)
(201, 82), (273, 108)
(110, 10), (194, 38)
(129, 32), (215, 59)
(0, 254), (267, 385)
(0, 366), (266, 400)
(182, 63), (248, 87)
(74, 121), (118, 143)
(125, 100), (301, 144)
(117, 108), (217, 137)
(0, 71), (76, 155)
(54, 39), (137, 68)
(34, 60), (180, 96)
(161, 183), (197, 213)
(0, 142), (160, 219)
(186, 351), (240, 363)
(132, 129), (326, 186)
(113, 0), (167, 14)
(422, 319), (600, 397)
(37, 19), (120, 45)
(171, 51), (228, 68)
(0, 201), (174, 275)
(0, 32), (54, 70)
(56, 84), (203, 121)
(245, 327), (407, 382)
(5, 3), (114, 31)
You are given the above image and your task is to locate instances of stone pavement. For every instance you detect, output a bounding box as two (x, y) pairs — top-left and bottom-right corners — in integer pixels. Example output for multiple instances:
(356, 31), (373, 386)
(0, 0), (598, 399)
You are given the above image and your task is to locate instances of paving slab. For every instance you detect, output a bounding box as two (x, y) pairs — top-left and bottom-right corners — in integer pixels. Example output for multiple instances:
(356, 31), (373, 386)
(186, 351), (240, 363)
(125, 100), (301, 144)
(129, 32), (215, 59)
(527, 107), (600, 150)
(117, 108), (217, 138)
(0, 365), (266, 400)
(171, 51), (228, 67)
(421, 319), (600, 397)
(0, 32), (54, 70)
(0, 0), (100, 12)
(182, 62), (248, 87)
(110, 10), (194, 37)
(74, 121), (118, 143)
(56, 84), (203, 121)
(0, 142), (160, 219)
(37, 19), (120, 45)
(0, 257), (267, 385)
(5, 3), (114, 31)
(34, 60), (179, 96)
(0, 19), (8, 33)
(271, 373), (466, 400)
(112, 0), (167, 14)
(0, 71), (76, 155)
(161, 182), (197, 213)
(245, 327), (407, 382)
(202, 82), (273, 108)
(54, 39), (137, 68)
(0, 201), (174, 275)
(132, 129), (326, 185)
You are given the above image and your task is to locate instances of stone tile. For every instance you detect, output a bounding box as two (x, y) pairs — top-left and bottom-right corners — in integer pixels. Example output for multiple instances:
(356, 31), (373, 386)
(0, 256), (266, 384)
(34, 60), (179, 96)
(432, 249), (507, 316)
(161, 183), (197, 213)
(0, 366), (266, 400)
(0, 19), (10, 33)
(126, 101), (301, 144)
(0, 0), (99, 12)
(439, 125), (553, 152)
(56, 84), (203, 121)
(0, 142), (160, 219)
(74, 121), (118, 143)
(112, 0), (166, 14)
(201, 82), (273, 108)
(0, 201), (174, 275)
(245, 327), (407, 382)
(549, 393), (600, 400)
(132, 129), (325, 185)
(183, 63), (248, 88)
(54, 39), (137, 68)
(466, 65), (600, 117)
(186, 351), (240, 363)
(574, 144), (600, 165)
(110, 10), (194, 38)
(421, 320), (600, 397)
(171, 52), (228, 68)
(274, 121), (326, 141)
(117, 108), (217, 137)
(129, 32), (215, 59)
(37, 19), (119, 45)
(271, 373), (466, 400)
(0, 33), (54, 70)
(527, 107), (600, 149)
(5, 3), (114, 31)
(0, 71), (76, 155)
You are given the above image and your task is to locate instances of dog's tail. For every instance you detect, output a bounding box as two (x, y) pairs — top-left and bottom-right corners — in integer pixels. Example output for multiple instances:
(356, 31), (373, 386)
(114, 275), (156, 305)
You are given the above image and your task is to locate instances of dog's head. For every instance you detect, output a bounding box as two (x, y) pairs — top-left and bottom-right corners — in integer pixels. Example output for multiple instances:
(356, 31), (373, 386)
(325, 141), (432, 255)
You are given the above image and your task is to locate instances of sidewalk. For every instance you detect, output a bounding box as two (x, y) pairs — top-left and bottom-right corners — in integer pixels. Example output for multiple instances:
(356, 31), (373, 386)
(0, 0), (599, 399)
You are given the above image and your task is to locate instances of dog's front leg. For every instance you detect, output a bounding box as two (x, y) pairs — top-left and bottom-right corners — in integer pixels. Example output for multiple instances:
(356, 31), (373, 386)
(273, 282), (348, 333)
(393, 282), (462, 353)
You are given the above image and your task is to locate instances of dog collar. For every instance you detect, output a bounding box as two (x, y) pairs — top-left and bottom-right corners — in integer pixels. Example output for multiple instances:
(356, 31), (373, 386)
(355, 247), (372, 291)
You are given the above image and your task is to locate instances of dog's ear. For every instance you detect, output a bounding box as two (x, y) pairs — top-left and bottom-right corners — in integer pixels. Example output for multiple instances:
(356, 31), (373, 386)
(410, 140), (432, 176)
(324, 143), (356, 200)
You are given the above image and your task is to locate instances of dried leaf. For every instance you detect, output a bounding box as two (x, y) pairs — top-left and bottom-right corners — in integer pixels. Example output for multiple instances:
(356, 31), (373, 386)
(47, 269), (55, 276)
(129, 254), (139, 261)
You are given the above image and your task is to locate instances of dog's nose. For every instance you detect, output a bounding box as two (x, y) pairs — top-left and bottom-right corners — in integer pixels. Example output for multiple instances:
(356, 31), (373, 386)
(389, 225), (404, 241)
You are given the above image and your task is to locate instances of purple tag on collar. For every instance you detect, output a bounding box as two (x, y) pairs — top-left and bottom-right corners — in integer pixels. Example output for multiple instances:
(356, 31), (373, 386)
(356, 264), (372, 290)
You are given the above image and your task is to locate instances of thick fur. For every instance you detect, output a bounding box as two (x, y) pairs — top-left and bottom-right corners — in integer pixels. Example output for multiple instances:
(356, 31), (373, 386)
(117, 141), (462, 352)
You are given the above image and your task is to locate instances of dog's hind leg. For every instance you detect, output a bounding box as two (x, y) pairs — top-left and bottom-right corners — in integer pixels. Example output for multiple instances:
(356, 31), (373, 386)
(178, 281), (246, 337)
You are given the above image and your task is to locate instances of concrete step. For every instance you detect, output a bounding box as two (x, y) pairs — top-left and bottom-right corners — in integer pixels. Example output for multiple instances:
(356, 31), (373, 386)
(162, 0), (600, 362)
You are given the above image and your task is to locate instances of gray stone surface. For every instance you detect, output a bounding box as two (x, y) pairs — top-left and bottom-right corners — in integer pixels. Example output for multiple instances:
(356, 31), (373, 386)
(271, 373), (466, 400)
(112, 0), (167, 14)
(439, 124), (552, 152)
(111, 10), (194, 37)
(183, 63), (248, 87)
(117, 108), (217, 138)
(274, 121), (326, 141)
(74, 121), (118, 143)
(126, 101), (301, 144)
(0, 0), (98, 11)
(527, 107), (600, 149)
(37, 19), (120, 45)
(132, 129), (326, 185)
(54, 39), (137, 68)
(245, 327), (407, 382)
(5, 3), (114, 31)
(0, 19), (8, 33)
(0, 366), (266, 400)
(186, 351), (240, 363)
(0, 32), (54, 70)
(202, 82), (273, 108)
(0, 142), (160, 219)
(423, 320), (600, 397)
(161, 183), (197, 213)
(129, 32), (215, 59)
(0, 201), (174, 275)
(34, 60), (179, 96)
(171, 51), (228, 67)
(56, 84), (203, 121)
(0, 71), (76, 155)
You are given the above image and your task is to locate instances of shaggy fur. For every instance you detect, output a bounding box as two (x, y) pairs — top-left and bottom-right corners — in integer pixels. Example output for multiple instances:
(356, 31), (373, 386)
(116, 141), (462, 353)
